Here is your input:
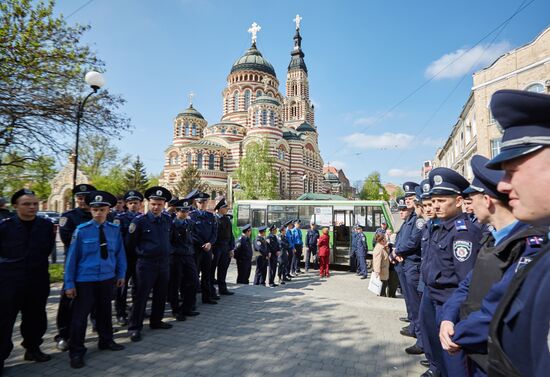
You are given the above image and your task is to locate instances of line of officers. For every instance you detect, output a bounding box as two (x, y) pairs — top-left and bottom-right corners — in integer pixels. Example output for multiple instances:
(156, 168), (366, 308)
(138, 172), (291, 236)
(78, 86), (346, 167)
(386, 89), (549, 377)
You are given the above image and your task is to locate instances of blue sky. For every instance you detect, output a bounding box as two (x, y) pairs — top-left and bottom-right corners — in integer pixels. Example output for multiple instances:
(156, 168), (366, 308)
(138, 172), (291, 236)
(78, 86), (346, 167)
(55, 0), (550, 186)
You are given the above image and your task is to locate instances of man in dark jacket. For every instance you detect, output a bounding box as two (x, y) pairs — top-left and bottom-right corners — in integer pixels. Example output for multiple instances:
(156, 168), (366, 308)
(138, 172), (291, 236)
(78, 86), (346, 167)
(305, 223), (319, 271)
(211, 198), (235, 296)
(234, 224), (253, 284)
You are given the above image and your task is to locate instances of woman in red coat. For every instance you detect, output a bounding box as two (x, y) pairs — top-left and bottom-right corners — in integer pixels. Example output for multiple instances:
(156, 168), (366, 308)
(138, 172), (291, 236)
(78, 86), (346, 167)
(317, 227), (330, 277)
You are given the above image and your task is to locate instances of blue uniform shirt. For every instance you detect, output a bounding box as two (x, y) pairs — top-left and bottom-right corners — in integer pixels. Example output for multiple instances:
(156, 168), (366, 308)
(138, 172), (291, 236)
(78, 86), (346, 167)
(395, 211), (423, 262)
(286, 228), (295, 250)
(127, 212), (172, 259)
(292, 227), (303, 245)
(189, 209), (217, 248)
(425, 212), (482, 304)
(64, 220), (127, 290)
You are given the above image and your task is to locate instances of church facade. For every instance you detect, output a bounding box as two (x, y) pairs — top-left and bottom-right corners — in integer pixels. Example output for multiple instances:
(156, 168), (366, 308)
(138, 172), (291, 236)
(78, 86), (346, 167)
(160, 18), (324, 200)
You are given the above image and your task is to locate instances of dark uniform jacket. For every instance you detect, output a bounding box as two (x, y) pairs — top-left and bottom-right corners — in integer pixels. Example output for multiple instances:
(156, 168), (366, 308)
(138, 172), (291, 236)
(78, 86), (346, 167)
(254, 235), (268, 258)
(266, 233), (280, 257)
(189, 210), (217, 249)
(127, 212), (172, 259)
(306, 229), (320, 253)
(395, 211), (423, 262)
(234, 235), (252, 261)
(214, 214), (235, 250)
(170, 219), (194, 256)
(59, 208), (92, 250)
(278, 234), (290, 262)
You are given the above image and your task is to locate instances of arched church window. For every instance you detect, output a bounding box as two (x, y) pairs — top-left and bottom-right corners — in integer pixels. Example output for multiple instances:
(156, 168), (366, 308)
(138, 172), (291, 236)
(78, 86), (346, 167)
(220, 156), (224, 171)
(256, 90), (262, 98)
(244, 90), (251, 110)
(261, 110), (267, 125)
(255, 110), (260, 126)
(197, 153), (203, 169)
(220, 127), (226, 134)
(232, 128), (238, 135)
(269, 111), (275, 126)
(192, 124), (197, 136)
(187, 154), (192, 166)
(208, 154), (215, 170)
(233, 91), (239, 111)
(185, 122), (190, 136)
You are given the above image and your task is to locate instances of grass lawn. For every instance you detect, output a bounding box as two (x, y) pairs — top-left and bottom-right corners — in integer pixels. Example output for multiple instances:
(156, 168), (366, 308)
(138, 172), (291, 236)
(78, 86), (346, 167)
(49, 263), (64, 284)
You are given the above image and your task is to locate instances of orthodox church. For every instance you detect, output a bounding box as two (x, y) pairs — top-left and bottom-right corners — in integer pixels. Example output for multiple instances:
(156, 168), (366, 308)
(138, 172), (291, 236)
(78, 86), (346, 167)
(160, 16), (325, 199)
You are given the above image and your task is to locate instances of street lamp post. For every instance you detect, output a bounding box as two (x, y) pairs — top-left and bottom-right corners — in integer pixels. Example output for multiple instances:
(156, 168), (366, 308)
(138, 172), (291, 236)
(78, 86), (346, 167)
(72, 71), (105, 208)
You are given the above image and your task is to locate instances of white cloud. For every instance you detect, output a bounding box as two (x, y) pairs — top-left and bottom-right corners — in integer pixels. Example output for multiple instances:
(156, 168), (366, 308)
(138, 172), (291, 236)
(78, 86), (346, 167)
(421, 137), (446, 147)
(341, 132), (414, 149)
(328, 160), (347, 169)
(347, 111), (397, 127)
(388, 168), (422, 178)
(425, 41), (511, 80)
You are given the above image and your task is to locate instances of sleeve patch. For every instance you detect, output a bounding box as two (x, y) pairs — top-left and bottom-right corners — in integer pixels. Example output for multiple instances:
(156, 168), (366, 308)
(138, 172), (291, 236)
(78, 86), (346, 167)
(59, 217), (68, 227)
(455, 219), (468, 231)
(256, 241), (262, 247)
(129, 223), (136, 234)
(113, 219), (121, 225)
(453, 240), (472, 262)
(416, 218), (426, 230)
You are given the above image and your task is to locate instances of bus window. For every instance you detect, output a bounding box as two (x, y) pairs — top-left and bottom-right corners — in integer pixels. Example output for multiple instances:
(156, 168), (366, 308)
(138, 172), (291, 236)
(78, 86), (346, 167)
(252, 209), (266, 227)
(237, 205), (250, 227)
(267, 205), (297, 225)
(313, 206), (332, 226)
(354, 206), (366, 227)
(299, 205), (314, 224)
(373, 207), (384, 228)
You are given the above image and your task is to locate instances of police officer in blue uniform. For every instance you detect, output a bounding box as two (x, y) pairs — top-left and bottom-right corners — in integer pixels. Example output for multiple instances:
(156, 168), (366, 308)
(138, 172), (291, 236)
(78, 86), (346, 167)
(277, 225), (291, 284)
(64, 191), (126, 368)
(285, 220), (296, 277)
(305, 222), (319, 271)
(114, 190), (144, 326)
(354, 225), (368, 279)
(423, 168), (482, 377)
(0, 189), (55, 374)
(253, 226), (269, 286)
(291, 219), (303, 274)
(168, 198), (200, 321)
(266, 224), (280, 287)
(211, 198), (235, 296)
(483, 89), (550, 377)
(127, 186), (174, 342)
(55, 183), (96, 351)
(234, 224), (253, 284)
(396, 182), (425, 355)
(189, 191), (218, 304)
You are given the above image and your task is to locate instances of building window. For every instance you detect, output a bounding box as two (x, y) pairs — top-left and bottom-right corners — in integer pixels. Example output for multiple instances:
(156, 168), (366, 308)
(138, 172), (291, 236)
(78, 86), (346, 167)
(255, 110), (260, 126)
(491, 138), (502, 158)
(220, 156), (224, 171)
(244, 90), (251, 110)
(256, 90), (262, 98)
(232, 129), (237, 135)
(208, 154), (215, 170)
(185, 122), (190, 136)
(261, 110), (267, 125)
(525, 83), (544, 93)
(278, 149), (285, 160)
(197, 153), (203, 169)
(220, 127), (226, 134)
(211, 191), (216, 200)
(269, 111), (275, 126)
(192, 124), (197, 136)
(187, 154), (192, 166)
(233, 91), (239, 111)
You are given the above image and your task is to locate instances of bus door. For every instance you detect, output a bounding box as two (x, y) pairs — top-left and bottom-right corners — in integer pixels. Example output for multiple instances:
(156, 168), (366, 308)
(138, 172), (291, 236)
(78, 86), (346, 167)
(332, 208), (354, 265)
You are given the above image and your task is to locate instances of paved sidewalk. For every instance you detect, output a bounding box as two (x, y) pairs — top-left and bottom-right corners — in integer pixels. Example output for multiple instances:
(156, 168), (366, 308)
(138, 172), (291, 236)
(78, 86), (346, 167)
(4, 263), (425, 377)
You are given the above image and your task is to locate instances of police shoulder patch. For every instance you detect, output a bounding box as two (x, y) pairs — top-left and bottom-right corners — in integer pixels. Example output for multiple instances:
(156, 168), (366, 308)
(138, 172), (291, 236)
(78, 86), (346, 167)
(454, 219), (468, 231)
(256, 241), (262, 247)
(416, 218), (426, 230)
(453, 240), (472, 262)
(129, 223), (137, 234)
(59, 217), (68, 227)
(113, 219), (121, 225)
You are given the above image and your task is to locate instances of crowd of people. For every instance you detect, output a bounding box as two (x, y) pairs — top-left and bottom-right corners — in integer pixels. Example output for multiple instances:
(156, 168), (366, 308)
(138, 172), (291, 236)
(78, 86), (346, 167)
(0, 88), (549, 376)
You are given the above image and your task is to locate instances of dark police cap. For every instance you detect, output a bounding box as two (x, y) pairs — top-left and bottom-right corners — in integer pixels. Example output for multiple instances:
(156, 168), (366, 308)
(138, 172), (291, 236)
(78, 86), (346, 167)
(168, 197), (179, 207)
(279, 224), (286, 232)
(11, 188), (35, 204)
(214, 198), (228, 211)
(144, 186), (172, 202)
(173, 198), (192, 211)
(85, 190), (117, 208)
(183, 189), (199, 201)
(294, 219), (301, 224)
(463, 155), (507, 200)
(419, 179), (431, 200)
(269, 224), (277, 231)
(403, 182), (419, 196)
(429, 167), (469, 196)
(241, 224), (251, 232)
(284, 219), (293, 227)
(414, 186), (422, 202)
(123, 190), (144, 202)
(486, 89), (550, 169)
(73, 184), (96, 196)
(257, 225), (268, 232)
(194, 192), (210, 202)
(396, 196), (406, 209)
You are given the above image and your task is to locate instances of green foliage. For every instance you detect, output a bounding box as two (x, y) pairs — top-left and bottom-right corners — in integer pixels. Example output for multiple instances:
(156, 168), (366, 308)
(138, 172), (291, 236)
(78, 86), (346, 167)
(173, 166), (209, 197)
(49, 263), (64, 284)
(79, 135), (128, 177)
(0, 154), (57, 199)
(148, 173), (160, 187)
(234, 139), (279, 200)
(394, 186), (405, 199)
(359, 171), (389, 201)
(123, 156), (149, 192)
(0, 0), (130, 167)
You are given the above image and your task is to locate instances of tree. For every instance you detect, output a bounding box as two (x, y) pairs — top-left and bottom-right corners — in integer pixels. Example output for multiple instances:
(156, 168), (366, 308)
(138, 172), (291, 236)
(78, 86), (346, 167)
(359, 171), (389, 201)
(123, 156), (149, 192)
(394, 186), (405, 199)
(0, 154), (57, 199)
(80, 135), (129, 177)
(173, 166), (209, 197)
(234, 139), (279, 200)
(0, 0), (130, 167)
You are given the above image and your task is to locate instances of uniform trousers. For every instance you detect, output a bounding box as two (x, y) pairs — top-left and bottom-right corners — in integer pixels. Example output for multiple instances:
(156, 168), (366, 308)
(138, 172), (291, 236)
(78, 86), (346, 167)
(0, 271), (49, 361)
(236, 258), (251, 284)
(169, 254), (198, 316)
(395, 262), (413, 325)
(69, 278), (115, 358)
(356, 253), (368, 276)
(115, 254), (137, 319)
(253, 255), (268, 285)
(212, 244), (231, 293)
(277, 258), (288, 280)
(403, 259), (423, 348)
(195, 248), (213, 302)
(305, 245), (318, 271)
(319, 255), (330, 277)
(209, 248), (221, 296)
(128, 258), (170, 331)
(349, 252), (357, 272)
(387, 265), (399, 298)
(286, 251), (293, 276)
(419, 287), (441, 375)
(291, 244), (303, 273)
(268, 255), (278, 285)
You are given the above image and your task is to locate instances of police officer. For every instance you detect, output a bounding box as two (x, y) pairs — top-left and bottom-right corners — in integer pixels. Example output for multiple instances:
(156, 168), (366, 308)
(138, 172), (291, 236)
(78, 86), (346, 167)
(189, 192), (218, 304)
(355, 225), (368, 279)
(423, 168), (482, 377)
(0, 189), (55, 374)
(211, 198), (235, 296)
(234, 224), (253, 284)
(113, 190), (144, 326)
(483, 89), (550, 377)
(127, 186), (174, 342)
(285, 220), (296, 278)
(253, 226), (269, 286)
(166, 198), (178, 220)
(395, 182), (425, 356)
(277, 225), (291, 284)
(305, 222), (319, 271)
(349, 223), (358, 273)
(437, 155), (545, 376)
(64, 191), (126, 369)
(168, 198), (200, 321)
(55, 183), (96, 351)
(266, 224), (280, 287)
(0, 197), (14, 220)
(291, 219), (303, 274)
